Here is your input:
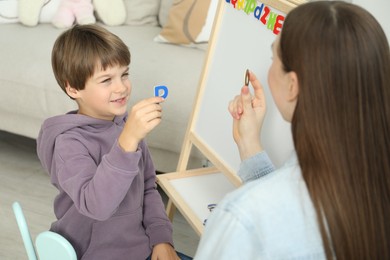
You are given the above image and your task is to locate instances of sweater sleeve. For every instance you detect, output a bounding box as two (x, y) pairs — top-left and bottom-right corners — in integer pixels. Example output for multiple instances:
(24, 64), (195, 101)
(139, 141), (174, 248)
(238, 151), (275, 183)
(54, 136), (142, 221)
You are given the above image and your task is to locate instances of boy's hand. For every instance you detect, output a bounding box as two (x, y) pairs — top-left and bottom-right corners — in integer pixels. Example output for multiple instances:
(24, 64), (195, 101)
(118, 97), (164, 152)
(150, 243), (180, 260)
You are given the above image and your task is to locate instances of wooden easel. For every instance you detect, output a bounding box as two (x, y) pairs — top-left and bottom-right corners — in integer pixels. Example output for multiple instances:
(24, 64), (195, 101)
(157, 0), (300, 236)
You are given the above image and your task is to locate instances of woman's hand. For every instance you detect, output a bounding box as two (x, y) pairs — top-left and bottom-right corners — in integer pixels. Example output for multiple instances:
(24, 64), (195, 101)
(119, 97), (164, 152)
(228, 71), (267, 160)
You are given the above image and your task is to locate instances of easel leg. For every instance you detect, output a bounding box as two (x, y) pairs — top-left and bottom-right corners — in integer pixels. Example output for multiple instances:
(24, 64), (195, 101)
(166, 199), (177, 221)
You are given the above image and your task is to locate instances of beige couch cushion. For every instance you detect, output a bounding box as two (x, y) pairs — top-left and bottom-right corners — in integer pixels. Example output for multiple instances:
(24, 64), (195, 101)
(158, 0), (173, 27)
(124, 0), (160, 26)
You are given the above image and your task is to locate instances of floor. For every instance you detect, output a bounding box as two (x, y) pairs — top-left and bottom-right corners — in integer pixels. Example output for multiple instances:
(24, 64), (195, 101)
(0, 130), (199, 259)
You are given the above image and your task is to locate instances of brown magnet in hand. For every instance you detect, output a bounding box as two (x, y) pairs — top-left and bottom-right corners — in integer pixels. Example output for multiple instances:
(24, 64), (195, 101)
(245, 69), (249, 86)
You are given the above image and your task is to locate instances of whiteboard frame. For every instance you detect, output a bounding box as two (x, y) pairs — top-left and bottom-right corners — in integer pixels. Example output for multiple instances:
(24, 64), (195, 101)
(157, 0), (300, 235)
(157, 167), (236, 235)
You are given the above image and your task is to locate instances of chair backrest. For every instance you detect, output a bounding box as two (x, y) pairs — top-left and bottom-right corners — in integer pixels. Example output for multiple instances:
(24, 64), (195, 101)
(12, 202), (38, 260)
(36, 231), (77, 260)
(12, 201), (77, 260)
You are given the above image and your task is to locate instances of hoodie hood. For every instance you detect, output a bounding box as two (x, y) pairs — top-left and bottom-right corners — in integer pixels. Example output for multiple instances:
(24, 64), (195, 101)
(37, 110), (126, 174)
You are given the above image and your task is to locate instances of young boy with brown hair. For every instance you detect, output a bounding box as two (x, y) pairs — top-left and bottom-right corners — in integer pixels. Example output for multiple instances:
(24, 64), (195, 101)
(37, 24), (191, 260)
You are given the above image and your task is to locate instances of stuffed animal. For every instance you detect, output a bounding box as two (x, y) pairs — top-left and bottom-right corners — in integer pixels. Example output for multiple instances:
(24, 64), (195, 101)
(93, 0), (126, 26)
(18, 0), (46, 26)
(52, 0), (96, 28)
(18, 0), (126, 27)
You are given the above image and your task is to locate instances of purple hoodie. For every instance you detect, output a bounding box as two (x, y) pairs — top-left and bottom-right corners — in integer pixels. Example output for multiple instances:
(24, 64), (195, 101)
(37, 111), (173, 260)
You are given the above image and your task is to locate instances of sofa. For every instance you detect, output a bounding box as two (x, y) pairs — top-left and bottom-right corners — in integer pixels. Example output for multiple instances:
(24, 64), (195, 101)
(0, 0), (217, 172)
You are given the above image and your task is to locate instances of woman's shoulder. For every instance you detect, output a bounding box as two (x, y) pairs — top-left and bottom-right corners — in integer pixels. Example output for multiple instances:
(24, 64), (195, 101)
(225, 158), (305, 211)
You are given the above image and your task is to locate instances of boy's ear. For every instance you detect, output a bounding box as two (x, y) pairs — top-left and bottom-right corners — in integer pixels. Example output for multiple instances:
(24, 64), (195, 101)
(287, 71), (299, 102)
(65, 83), (80, 99)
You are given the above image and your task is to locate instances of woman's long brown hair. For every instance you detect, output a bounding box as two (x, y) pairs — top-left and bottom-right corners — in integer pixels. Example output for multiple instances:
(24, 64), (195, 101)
(280, 1), (390, 259)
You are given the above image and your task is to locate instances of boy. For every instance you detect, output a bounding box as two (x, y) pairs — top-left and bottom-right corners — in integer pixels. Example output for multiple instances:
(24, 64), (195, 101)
(37, 24), (185, 260)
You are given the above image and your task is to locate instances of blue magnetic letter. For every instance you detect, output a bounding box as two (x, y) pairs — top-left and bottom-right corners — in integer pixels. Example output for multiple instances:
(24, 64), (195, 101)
(154, 85), (168, 99)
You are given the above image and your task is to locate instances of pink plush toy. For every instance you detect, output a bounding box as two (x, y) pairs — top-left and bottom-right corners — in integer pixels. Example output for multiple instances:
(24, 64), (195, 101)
(52, 0), (96, 28)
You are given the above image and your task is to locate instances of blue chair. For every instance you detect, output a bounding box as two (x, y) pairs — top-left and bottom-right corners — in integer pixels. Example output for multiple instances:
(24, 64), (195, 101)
(12, 201), (77, 260)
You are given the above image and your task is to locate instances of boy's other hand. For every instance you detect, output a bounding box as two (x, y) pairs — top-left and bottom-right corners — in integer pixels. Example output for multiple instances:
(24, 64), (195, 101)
(151, 243), (180, 260)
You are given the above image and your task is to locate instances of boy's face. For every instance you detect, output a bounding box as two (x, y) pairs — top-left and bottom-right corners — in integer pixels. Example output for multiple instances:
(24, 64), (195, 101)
(71, 65), (131, 121)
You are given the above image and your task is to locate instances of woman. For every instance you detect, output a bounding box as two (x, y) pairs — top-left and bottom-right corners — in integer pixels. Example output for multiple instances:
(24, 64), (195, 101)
(195, 1), (390, 259)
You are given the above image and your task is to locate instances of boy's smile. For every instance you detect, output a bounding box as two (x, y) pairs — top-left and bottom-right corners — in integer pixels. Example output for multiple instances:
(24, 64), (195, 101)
(110, 96), (128, 106)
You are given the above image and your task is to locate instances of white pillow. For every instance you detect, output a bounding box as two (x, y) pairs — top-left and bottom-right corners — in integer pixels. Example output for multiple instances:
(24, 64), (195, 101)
(0, 0), (18, 23)
(39, 0), (62, 23)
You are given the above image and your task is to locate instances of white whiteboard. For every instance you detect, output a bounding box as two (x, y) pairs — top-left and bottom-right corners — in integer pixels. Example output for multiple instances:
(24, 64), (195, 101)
(170, 172), (235, 223)
(192, 1), (294, 175)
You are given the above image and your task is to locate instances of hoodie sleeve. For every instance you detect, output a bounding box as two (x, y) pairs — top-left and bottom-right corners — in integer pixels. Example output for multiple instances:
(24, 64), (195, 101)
(53, 134), (142, 221)
(140, 141), (174, 248)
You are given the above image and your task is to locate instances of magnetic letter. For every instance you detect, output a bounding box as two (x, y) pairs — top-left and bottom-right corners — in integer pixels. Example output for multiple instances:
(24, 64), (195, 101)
(154, 85), (168, 99)
(254, 4), (264, 20)
(267, 12), (277, 31)
(236, 0), (245, 10)
(273, 15), (284, 35)
(244, 0), (256, 14)
(260, 6), (270, 25)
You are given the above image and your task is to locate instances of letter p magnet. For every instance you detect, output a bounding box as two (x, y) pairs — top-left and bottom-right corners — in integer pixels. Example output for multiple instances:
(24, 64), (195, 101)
(154, 85), (168, 99)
